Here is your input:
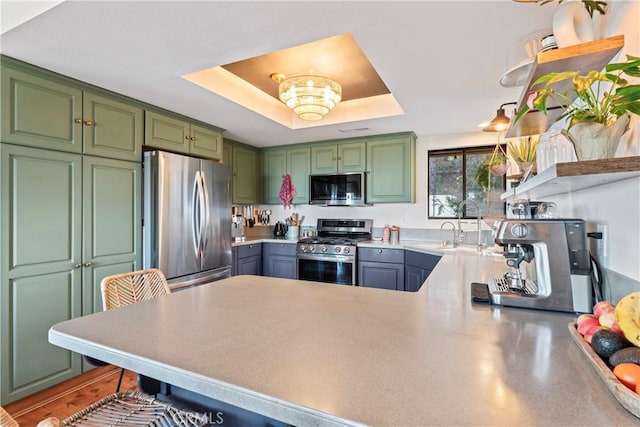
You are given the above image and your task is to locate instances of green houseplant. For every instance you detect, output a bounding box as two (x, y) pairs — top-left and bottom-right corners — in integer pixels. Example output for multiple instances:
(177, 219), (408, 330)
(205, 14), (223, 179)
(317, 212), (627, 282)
(537, 0), (607, 18)
(515, 54), (640, 160)
(507, 135), (539, 174)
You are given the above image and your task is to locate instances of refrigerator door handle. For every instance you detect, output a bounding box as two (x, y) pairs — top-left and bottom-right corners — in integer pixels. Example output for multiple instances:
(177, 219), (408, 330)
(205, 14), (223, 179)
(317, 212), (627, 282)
(192, 171), (201, 259)
(199, 169), (211, 258)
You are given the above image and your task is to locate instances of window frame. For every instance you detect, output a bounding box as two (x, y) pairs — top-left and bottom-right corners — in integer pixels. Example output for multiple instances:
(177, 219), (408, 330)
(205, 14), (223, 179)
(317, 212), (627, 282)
(427, 145), (507, 220)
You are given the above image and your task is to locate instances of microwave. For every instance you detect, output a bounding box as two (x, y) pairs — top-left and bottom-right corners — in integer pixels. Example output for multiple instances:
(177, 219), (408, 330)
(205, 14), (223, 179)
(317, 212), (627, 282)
(309, 172), (367, 206)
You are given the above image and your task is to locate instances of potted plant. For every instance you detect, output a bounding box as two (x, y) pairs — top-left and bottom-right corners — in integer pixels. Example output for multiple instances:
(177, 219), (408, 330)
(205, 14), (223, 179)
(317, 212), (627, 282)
(537, 0), (607, 18)
(515, 54), (640, 160)
(507, 135), (539, 175)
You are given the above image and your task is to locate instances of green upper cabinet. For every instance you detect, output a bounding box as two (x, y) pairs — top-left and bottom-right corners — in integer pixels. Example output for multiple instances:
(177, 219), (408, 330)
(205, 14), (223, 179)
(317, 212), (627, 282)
(82, 92), (143, 162)
(189, 123), (223, 160)
(145, 110), (223, 160)
(222, 144), (232, 166)
(231, 143), (259, 204)
(1, 63), (144, 161)
(366, 133), (416, 203)
(311, 142), (365, 174)
(144, 111), (190, 153)
(287, 147), (311, 203)
(1, 65), (83, 153)
(262, 146), (310, 204)
(262, 149), (286, 204)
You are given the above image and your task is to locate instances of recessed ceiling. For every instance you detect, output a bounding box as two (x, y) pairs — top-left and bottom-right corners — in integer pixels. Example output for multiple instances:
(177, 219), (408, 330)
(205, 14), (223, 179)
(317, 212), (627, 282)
(0, 1), (559, 147)
(183, 33), (403, 129)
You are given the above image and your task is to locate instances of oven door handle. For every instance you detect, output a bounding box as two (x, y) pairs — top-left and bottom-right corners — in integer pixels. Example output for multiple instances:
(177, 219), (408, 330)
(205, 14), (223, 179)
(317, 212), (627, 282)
(296, 254), (355, 263)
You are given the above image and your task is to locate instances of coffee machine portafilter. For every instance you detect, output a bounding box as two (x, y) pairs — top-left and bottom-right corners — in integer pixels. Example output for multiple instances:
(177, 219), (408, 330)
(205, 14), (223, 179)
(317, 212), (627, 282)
(489, 219), (592, 313)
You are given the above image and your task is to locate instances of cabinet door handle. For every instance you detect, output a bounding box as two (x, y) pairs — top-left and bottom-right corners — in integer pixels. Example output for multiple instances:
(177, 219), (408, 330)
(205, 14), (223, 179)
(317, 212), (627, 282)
(84, 120), (94, 126)
(333, 157), (337, 161)
(185, 136), (191, 140)
(75, 263), (82, 268)
(74, 118), (83, 123)
(84, 262), (92, 267)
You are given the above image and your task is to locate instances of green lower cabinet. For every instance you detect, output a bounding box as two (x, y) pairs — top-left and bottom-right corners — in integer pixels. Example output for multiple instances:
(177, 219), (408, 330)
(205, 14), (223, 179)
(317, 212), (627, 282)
(0, 144), (83, 404)
(81, 155), (142, 317)
(0, 145), (142, 403)
(366, 133), (416, 203)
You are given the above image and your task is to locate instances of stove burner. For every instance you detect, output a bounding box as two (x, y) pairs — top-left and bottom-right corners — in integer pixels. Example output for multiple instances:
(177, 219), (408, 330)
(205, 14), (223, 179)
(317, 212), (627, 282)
(298, 237), (362, 246)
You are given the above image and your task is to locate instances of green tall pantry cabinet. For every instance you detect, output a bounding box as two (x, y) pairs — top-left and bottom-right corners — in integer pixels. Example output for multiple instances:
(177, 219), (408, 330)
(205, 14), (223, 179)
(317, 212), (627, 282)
(0, 58), (142, 405)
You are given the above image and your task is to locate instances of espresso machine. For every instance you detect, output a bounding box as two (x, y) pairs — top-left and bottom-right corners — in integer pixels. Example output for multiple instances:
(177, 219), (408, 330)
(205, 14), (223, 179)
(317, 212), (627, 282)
(231, 207), (244, 241)
(488, 218), (592, 313)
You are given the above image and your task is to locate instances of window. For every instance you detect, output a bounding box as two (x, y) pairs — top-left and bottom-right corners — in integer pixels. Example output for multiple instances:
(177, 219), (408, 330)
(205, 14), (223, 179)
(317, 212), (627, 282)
(428, 146), (506, 219)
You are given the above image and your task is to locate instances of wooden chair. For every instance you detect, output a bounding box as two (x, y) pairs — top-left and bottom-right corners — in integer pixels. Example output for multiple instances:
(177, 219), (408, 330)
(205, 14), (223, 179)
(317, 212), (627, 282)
(101, 268), (171, 311)
(40, 270), (204, 425)
(0, 405), (18, 427)
(84, 268), (172, 392)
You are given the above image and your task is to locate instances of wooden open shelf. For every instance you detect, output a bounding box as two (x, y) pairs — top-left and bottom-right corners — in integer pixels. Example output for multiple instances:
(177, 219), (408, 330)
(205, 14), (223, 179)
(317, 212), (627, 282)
(505, 35), (625, 139)
(501, 156), (640, 200)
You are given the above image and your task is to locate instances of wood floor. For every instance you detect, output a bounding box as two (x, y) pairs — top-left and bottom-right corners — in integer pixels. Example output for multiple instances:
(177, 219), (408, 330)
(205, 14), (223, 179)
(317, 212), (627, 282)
(3, 366), (138, 425)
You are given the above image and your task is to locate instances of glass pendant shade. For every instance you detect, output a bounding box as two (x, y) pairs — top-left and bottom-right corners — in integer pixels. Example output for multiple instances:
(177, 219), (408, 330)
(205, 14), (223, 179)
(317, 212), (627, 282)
(279, 75), (342, 121)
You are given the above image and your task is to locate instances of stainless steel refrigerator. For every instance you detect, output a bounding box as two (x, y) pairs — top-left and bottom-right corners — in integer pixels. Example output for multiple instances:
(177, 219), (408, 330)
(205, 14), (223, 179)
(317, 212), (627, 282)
(143, 150), (231, 290)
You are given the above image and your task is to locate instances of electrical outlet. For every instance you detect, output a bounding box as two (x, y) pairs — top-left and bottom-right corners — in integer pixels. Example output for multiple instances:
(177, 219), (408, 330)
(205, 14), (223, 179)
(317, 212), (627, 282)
(586, 222), (608, 268)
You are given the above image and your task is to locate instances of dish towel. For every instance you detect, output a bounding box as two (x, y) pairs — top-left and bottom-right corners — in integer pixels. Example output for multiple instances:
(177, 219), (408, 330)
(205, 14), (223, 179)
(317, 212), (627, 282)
(279, 174), (296, 209)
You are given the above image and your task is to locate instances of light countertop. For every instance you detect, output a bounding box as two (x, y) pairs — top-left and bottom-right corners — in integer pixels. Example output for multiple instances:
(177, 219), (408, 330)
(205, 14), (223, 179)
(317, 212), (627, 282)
(232, 236), (490, 258)
(49, 250), (637, 426)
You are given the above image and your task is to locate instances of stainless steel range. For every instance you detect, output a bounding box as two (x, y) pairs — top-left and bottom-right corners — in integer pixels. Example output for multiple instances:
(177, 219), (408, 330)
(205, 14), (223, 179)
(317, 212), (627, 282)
(297, 218), (372, 285)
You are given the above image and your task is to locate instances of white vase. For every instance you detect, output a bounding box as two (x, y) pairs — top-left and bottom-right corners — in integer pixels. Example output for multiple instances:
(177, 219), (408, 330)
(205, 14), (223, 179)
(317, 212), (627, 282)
(568, 114), (630, 160)
(553, 0), (595, 48)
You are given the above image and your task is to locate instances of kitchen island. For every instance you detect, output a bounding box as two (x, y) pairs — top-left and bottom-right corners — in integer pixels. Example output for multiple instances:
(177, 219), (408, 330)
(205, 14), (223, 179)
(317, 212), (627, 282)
(48, 249), (638, 426)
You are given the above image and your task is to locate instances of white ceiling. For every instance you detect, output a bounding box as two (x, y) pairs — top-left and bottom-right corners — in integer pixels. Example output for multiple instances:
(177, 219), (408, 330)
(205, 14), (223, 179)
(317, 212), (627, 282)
(0, 1), (557, 147)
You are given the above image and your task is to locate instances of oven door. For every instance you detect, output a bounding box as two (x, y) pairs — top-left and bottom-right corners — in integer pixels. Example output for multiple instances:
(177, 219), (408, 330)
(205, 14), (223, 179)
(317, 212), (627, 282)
(297, 253), (355, 285)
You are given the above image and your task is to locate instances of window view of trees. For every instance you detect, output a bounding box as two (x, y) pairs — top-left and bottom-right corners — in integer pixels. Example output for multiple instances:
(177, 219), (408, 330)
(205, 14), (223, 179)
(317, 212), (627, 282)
(428, 146), (506, 219)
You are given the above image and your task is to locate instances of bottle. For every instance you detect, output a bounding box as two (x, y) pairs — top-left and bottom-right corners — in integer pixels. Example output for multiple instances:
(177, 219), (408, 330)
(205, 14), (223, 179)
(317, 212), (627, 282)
(382, 224), (390, 242)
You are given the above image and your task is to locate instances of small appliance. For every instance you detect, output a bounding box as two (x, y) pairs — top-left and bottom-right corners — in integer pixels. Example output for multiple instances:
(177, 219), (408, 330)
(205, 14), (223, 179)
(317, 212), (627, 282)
(273, 221), (288, 237)
(309, 172), (367, 206)
(488, 218), (592, 313)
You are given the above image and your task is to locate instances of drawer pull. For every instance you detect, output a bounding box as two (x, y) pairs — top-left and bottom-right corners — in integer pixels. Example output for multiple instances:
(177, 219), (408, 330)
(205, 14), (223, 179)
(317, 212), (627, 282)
(378, 249), (383, 254)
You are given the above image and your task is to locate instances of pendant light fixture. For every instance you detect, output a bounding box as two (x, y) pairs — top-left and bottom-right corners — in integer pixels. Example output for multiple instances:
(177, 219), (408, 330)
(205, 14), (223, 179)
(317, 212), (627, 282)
(482, 102), (517, 132)
(272, 73), (342, 121)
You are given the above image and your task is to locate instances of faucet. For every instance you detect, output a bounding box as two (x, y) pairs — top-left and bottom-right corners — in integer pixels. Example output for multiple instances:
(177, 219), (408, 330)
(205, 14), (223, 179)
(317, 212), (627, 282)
(440, 221), (457, 247)
(457, 199), (483, 251)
